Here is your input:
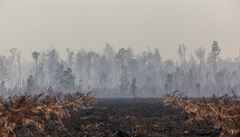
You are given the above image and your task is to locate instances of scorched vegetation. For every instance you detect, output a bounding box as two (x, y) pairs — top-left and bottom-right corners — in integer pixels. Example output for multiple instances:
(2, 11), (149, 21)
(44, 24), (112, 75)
(0, 92), (95, 137)
(164, 92), (240, 137)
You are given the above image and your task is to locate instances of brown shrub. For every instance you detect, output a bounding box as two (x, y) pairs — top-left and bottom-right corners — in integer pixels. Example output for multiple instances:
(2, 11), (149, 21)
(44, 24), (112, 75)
(164, 93), (240, 136)
(0, 92), (95, 137)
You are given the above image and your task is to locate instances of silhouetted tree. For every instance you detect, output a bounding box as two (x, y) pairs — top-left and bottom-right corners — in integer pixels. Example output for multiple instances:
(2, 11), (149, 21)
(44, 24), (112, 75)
(26, 75), (35, 92)
(208, 41), (221, 71)
(130, 78), (137, 98)
(32, 51), (40, 86)
(59, 68), (75, 90)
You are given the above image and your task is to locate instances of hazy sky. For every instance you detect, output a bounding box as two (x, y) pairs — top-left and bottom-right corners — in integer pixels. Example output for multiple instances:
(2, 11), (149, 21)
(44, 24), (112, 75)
(0, 0), (239, 61)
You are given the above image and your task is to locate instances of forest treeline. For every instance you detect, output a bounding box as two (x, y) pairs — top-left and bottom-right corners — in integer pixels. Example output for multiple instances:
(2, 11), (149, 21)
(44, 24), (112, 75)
(0, 41), (239, 97)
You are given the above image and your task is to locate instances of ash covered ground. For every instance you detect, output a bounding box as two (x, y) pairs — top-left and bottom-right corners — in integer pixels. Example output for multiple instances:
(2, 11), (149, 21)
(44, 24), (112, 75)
(14, 98), (228, 137)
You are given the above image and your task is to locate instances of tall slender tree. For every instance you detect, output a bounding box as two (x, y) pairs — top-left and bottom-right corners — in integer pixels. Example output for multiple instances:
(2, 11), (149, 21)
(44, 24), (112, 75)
(32, 51), (40, 86)
(10, 48), (17, 87)
(17, 52), (22, 88)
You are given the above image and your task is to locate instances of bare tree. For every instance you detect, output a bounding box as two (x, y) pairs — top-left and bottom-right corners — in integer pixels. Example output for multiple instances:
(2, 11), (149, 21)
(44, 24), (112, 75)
(10, 48), (17, 87)
(32, 51), (40, 86)
(208, 41), (221, 71)
(195, 47), (206, 65)
(17, 52), (22, 88)
(178, 44), (186, 66)
(66, 48), (74, 67)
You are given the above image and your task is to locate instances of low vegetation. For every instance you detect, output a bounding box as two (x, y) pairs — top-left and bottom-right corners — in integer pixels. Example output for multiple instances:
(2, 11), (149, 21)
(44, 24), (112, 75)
(0, 92), (95, 137)
(164, 92), (240, 137)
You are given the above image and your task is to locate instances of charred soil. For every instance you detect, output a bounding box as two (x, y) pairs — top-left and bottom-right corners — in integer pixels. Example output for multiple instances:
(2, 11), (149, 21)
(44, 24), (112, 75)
(15, 98), (227, 137)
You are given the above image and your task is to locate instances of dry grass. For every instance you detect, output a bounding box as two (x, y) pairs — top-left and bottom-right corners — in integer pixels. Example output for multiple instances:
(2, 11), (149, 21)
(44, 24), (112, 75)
(0, 92), (95, 137)
(164, 92), (240, 137)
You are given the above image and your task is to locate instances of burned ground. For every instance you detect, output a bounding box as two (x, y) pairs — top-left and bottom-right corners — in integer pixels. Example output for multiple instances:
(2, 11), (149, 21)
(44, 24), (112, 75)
(15, 98), (229, 137)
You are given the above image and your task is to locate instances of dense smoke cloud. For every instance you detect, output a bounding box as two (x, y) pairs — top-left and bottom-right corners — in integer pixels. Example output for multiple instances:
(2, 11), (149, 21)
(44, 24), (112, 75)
(0, 41), (239, 97)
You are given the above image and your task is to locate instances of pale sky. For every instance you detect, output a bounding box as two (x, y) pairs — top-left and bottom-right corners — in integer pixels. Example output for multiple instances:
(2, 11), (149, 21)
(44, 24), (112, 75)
(0, 0), (239, 61)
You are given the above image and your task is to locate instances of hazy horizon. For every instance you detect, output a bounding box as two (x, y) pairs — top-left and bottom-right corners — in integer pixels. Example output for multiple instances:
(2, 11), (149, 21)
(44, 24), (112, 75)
(0, 0), (239, 61)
